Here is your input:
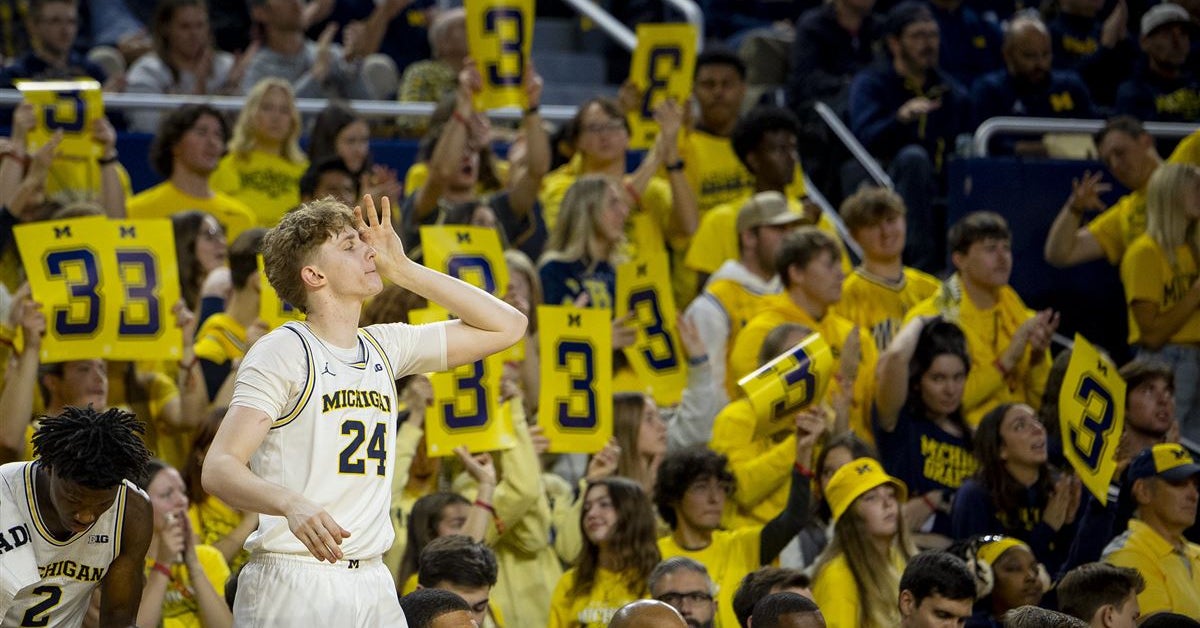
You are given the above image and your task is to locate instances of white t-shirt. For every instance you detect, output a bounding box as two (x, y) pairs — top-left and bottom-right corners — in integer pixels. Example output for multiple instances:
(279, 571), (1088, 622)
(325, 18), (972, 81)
(232, 321), (447, 559)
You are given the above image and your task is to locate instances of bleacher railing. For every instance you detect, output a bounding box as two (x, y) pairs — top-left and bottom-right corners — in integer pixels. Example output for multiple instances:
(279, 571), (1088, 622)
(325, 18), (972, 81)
(974, 116), (1199, 157)
(0, 89), (579, 123)
(812, 101), (895, 189)
(558, 0), (704, 52)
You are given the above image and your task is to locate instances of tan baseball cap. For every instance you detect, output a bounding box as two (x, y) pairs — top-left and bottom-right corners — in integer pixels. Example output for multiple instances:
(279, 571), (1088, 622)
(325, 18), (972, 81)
(736, 191), (804, 233)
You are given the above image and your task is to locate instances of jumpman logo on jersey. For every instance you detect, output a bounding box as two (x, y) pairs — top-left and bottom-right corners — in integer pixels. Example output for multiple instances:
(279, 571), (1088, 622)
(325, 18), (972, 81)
(322, 363), (335, 376)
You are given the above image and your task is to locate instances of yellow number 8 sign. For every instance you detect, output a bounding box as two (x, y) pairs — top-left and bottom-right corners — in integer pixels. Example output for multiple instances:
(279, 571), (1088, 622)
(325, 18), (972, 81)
(466, 0), (535, 110)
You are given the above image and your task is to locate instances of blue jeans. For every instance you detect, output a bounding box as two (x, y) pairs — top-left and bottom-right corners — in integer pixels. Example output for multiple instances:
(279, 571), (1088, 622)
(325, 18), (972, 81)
(1138, 344), (1200, 445)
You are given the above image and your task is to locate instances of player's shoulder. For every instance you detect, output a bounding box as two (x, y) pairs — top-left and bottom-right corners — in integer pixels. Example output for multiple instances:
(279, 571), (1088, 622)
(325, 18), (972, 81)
(243, 324), (307, 361)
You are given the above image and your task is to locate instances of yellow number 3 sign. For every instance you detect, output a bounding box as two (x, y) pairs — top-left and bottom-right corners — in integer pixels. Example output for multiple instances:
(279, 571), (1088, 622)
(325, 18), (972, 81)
(466, 0), (535, 110)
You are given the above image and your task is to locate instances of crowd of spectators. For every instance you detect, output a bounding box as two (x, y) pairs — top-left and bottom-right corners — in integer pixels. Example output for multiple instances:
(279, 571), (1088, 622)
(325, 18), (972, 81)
(2, 0), (1200, 626)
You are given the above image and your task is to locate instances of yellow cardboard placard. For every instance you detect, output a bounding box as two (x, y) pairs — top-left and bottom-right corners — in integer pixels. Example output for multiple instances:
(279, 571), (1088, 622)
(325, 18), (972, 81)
(1059, 334), (1126, 504)
(538, 305), (613, 453)
(466, 0), (535, 110)
(627, 23), (697, 149)
(615, 252), (687, 406)
(738, 333), (835, 440)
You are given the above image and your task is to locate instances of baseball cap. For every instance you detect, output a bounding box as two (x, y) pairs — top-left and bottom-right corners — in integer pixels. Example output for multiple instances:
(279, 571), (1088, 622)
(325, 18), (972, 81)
(825, 457), (908, 523)
(1141, 3), (1193, 37)
(736, 191), (804, 233)
(1128, 443), (1200, 482)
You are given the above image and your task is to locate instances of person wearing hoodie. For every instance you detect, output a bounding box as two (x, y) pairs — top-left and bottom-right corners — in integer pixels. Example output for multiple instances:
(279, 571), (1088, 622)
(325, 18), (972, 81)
(683, 191), (805, 407)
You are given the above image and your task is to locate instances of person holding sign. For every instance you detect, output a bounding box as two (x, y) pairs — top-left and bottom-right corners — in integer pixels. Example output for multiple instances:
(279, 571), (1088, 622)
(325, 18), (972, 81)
(875, 317), (978, 543)
(1103, 443), (1200, 619)
(547, 477), (661, 628)
(404, 60), (549, 262)
(201, 195), (525, 626)
(654, 417), (822, 628)
(907, 212), (1058, 429)
(1118, 162), (1200, 443)
(729, 227), (875, 441)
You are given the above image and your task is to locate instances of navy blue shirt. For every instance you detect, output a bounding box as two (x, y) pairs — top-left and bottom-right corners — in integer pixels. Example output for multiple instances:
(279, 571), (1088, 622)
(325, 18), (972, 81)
(1116, 63), (1200, 122)
(929, 2), (1004, 90)
(1047, 12), (1135, 107)
(307, 0), (435, 75)
(0, 50), (107, 86)
(849, 61), (969, 170)
(874, 405), (977, 536)
(539, 258), (616, 311)
(970, 69), (1096, 153)
(787, 3), (881, 113)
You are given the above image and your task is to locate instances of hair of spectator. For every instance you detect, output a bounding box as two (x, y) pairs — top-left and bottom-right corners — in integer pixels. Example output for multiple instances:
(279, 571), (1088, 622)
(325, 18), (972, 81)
(1036, 349), (1073, 442)
(172, 210), (218, 309)
(883, 1), (936, 38)
(151, 0), (211, 82)
(229, 227), (267, 291)
(570, 98), (631, 149)
(648, 557), (714, 596)
(613, 392), (654, 486)
(1145, 163), (1200, 264)
(28, 0), (76, 22)
(900, 550), (977, 607)
(398, 492), (471, 588)
(840, 187), (907, 233)
(260, 198), (357, 314)
(51, 202), (103, 220)
(973, 404), (1053, 521)
(654, 447), (735, 529)
(750, 592), (822, 628)
(906, 319), (972, 423)
(33, 405), (152, 490)
(150, 104), (228, 178)
(440, 201), (511, 249)
(230, 78), (305, 163)
(774, 227), (841, 289)
(308, 102), (369, 173)
(1056, 562), (1145, 622)
(694, 48), (746, 81)
(135, 458), (172, 492)
(572, 477), (661, 599)
(731, 106), (801, 173)
(1119, 358), (1175, 396)
(948, 211), (1011, 256)
(400, 588), (471, 628)
(759, 323), (813, 367)
(427, 8), (466, 56)
(1093, 115), (1147, 147)
(417, 534), (499, 589)
(1139, 612), (1200, 628)
(732, 567), (813, 628)
(813, 479), (913, 628)
(540, 174), (622, 266)
(503, 249), (542, 334)
(1002, 605), (1089, 627)
(183, 407), (227, 505)
(299, 156), (357, 200)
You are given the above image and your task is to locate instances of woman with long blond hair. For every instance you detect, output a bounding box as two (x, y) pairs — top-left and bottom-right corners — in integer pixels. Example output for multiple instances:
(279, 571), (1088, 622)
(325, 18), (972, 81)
(538, 174), (628, 309)
(811, 457), (916, 628)
(211, 78), (309, 226)
(1119, 162), (1200, 441)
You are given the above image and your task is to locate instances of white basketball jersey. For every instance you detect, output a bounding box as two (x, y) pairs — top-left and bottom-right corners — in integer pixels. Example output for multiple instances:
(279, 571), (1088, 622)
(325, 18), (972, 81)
(0, 462), (132, 628)
(246, 322), (400, 559)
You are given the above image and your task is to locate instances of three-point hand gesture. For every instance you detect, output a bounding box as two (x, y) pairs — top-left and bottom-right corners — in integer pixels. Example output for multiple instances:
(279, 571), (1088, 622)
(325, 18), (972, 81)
(354, 193), (411, 278)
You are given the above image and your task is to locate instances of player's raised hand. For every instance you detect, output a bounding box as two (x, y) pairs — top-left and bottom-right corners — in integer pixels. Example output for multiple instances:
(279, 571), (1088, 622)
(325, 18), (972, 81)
(355, 193), (409, 275)
(286, 495), (351, 563)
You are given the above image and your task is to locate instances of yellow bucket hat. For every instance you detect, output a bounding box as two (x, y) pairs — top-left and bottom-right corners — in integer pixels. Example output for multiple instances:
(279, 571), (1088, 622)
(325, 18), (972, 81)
(825, 457), (908, 523)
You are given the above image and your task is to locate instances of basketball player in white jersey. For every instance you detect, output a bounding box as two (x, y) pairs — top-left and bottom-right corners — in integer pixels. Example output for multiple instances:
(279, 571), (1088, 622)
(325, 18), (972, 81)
(1, 405), (153, 627)
(202, 195), (526, 625)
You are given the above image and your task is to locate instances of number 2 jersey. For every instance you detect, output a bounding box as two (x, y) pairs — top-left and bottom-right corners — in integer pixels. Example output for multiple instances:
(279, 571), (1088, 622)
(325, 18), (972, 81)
(1, 461), (137, 628)
(231, 321), (447, 559)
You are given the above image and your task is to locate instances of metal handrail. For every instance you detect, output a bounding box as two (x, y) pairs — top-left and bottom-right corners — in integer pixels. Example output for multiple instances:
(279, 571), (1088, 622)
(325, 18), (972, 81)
(0, 88), (579, 122)
(560, 0), (637, 52)
(813, 101), (894, 189)
(662, 0), (705, 51)
(974, 116), (1199, 157)
(803, 173), (864, 262)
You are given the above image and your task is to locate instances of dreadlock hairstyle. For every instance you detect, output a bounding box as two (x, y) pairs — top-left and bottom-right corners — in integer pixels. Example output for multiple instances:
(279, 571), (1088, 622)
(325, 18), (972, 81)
(32, 406), (152, 489)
